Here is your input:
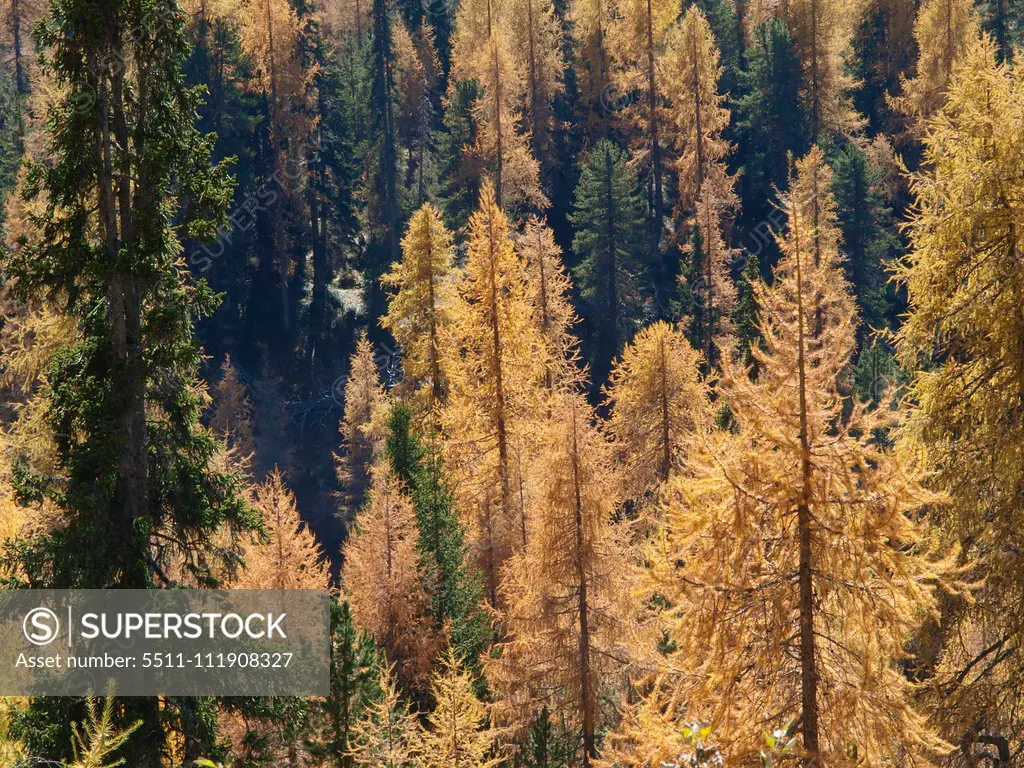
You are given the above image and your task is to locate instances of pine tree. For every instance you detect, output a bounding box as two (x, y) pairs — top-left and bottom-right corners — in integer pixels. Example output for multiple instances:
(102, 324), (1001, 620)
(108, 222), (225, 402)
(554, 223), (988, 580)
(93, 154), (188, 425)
(893, 37), (1024, 753)
(382, 203), (457, 418)
(1, 0), (253, 591)
(340, 331), (386, 509)
(452, 0), (546, 212)
(664, 6), (733, 224)
(308, 600), (381, 768)
(517, 216), (582, 391)
(608, 0), (677, 249)
(830, 143), (897, 333)
(421, 646), (501, 768)
(441, 185), (546, 605)
(734, 19), (807, 230)
(603, 321), (709, 498)
(210, 354), (257, 459)
(385, 404), (490, 664)
(347, 663), (421, 767)
(569, 140), (649, 387)
(489, 395), (633, 768)
(236, 469), (329, 589)
(369, 0), (402, 268)
(69, 696), (141, 768)
(341, 467), (434, 689)
(731, 252), (762, 371)
(890, 0), (982, 131)
(628, 148), (948, 765)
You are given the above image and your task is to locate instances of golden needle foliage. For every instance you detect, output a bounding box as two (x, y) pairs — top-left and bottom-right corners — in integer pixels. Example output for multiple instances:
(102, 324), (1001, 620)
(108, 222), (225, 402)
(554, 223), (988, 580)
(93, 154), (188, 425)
(421, 646), (502, 768)
(489, 395), (634, 766)
(210, 354), (256, 459)
(341, 468), (433, 688)
(237, 469), (329, 590)
(348, 663), (421, 768)
(441, 186), (546, 605)
(508, 0), (565, 164)
(890, 0), (982, 131)
(894, 36), (1024, 743)
(604, 321), (708, 497)
(663, 6), (733, 219)
(452, 0), (546, 212)
(618, 148), (949, 766)
(517, 216), (583, 391)
(340, 331), (387, 504)
(383, 203), (457, 418)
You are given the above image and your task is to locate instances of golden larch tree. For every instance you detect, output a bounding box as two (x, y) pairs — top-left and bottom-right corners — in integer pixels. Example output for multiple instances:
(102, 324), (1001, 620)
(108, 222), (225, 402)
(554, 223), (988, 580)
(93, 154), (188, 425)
(382, 203), (457, 418)
(620, 147), (948, 766)
(570, 0), (612, 133)
(608, 0), (678, 242)
(489, 395), (635, 768)
(786, 0), (861, 138)
(663, 6), (733, 221)
(210, 354), (257, 459)
(508, 0), (565, 168)
(341, 468), (433, 689)
(421, 646), (502, 768)
(347, 662), (422, 768)
(894, 37), (1024, 751)
(237, 469), (329, 589)
(604, 321), (709, 499)
(452, 0), (546, 212)
(517, 216), (583, 391)
(682, 180), (739, 366)
(441, 185), (546, 605)
(890, 0), (982, 131)
(340, 330), (387, 507)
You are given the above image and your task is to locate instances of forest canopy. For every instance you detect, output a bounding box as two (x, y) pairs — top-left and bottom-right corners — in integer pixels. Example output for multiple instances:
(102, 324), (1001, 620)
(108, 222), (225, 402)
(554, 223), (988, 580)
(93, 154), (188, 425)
(0, 0), (1022, 765)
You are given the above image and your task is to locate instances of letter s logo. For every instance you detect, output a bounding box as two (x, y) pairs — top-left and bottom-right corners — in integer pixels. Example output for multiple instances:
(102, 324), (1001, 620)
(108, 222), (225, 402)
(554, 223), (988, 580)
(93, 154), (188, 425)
(23, 607), (60, 646)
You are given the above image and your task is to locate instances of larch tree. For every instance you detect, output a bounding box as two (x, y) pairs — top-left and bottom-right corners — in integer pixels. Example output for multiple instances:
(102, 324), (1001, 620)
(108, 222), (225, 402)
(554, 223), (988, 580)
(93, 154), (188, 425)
(894, 37), (1024, 756)
(382, 203), (457, 418)
(508, 0), (565, 171)
(394, 18), (434, 204)
(239, 0), (312, 330)
(210, 354), (257, 459)
(340, 331), (387, 509)
(625, 148), (948, 765)
(421, 646), (502, 768)
(603, 321), (709, 500)
(237, 469), (329, 590)
(570, 0), (612, 133)
(452, 0), (546, 212)
(341, 467), (434, 689)
(569, 139), (650, 387)
(517, 216), (583, 392)
(786, 0), (861, 138)
(347, 663), (421, 768)
(608, 0), (677, 249)
(680, 181), (739, 366)
(664, 6), (733, 225)
(890, 0), (982, 132)
(441, 185), (546, 605)
(489, 395), (634, 768)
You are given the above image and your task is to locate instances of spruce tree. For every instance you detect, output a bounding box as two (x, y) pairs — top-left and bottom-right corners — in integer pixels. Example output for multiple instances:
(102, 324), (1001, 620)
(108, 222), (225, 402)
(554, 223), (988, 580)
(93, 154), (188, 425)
(569, 139), (649, 389)
(830, 143), (897, 333)
(385, 404), (489, 665)
(1, 1), (255, 764)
